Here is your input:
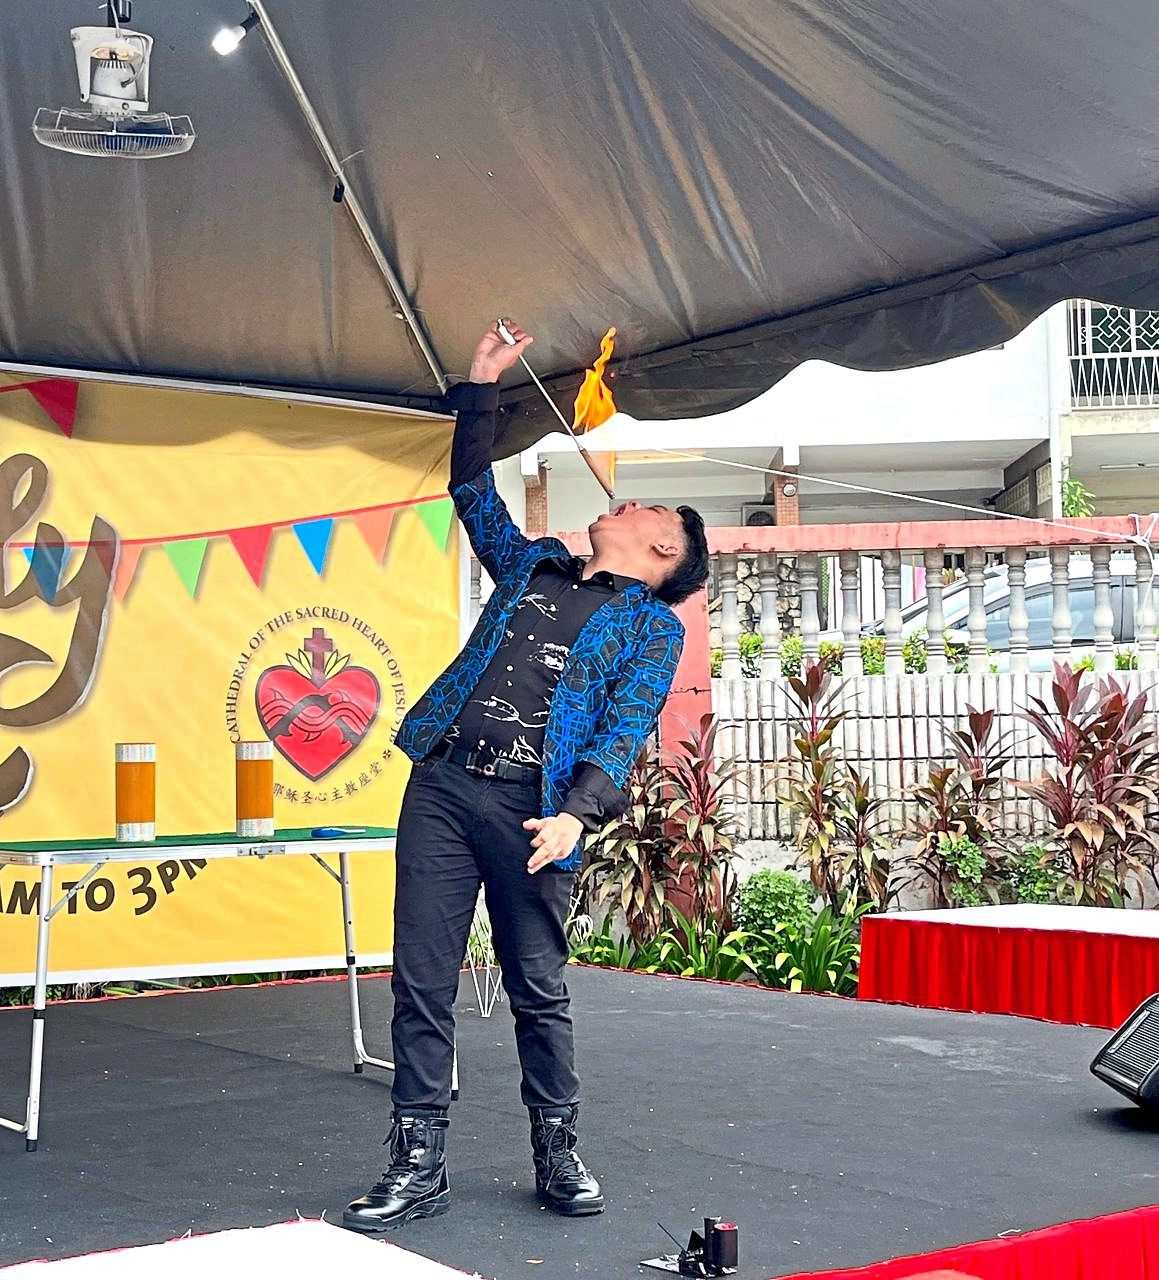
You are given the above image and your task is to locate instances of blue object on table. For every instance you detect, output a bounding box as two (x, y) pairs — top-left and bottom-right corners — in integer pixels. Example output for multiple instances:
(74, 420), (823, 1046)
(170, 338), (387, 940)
(311, 826), (369, 838)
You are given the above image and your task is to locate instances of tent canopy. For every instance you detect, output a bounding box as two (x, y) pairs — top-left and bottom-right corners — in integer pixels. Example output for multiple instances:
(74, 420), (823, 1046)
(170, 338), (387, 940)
(3, 0), (1159, 457)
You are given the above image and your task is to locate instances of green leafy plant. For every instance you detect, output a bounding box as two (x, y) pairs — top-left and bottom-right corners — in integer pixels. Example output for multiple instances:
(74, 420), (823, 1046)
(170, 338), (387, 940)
(739, 631), (765, 673)
(1, 984), (73, 1007)
(570, 918), (660, 970)
(779, 633), (805, 677)
(712, 628), (968, 678)
(733, 869), (815, 933)
(776, 661), (893, 911)
(748, 905), (864, 996)
(938, 835), (986, 906)
(570, 912), (757, 983)
(572, 906), (864, 996)
(1061, 467), (1096, 518)
(1004, 844), (1066, 904)
(582, 715), (742, 942)
(1073, 648), (1139, 673)
(1016, 662), (1159, 906)
(651, 911), (758, 982)
(709, 631), (766, 677)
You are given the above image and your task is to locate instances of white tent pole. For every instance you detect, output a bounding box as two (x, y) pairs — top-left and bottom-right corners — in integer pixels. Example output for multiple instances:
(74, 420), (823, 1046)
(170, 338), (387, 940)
(246, 1), (448, 395)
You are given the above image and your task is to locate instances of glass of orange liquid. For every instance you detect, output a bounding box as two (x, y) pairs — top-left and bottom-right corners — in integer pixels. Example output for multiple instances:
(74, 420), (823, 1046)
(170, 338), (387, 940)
(236, 741), (275, 838)
(115, 743), (156, 843)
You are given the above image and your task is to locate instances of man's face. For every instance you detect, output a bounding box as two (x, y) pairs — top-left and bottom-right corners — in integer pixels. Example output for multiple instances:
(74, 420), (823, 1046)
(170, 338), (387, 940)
(588, 501), (684, 562)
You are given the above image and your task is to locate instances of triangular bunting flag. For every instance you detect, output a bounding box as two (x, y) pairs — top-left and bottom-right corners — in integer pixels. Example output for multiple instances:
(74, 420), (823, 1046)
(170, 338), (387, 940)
(27, 379), (79, 438)
(22, 541), (72, 601)
(88, 537), (119, 582)
(416, 498), (455, 553)
(292, 518), (334, 576)
(113, 543), (144, 602)
(228, 524), (275, 586)
(353, 508), (396, 562)
(163, 538), (209, 598)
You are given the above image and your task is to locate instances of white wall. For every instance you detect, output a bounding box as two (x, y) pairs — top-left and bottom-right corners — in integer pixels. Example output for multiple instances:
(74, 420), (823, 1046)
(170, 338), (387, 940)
(547, 468), (607, 536)
(570, 313), (1054, 455)
(493, 456), (527, 527)
(541, 312), (1058, 532)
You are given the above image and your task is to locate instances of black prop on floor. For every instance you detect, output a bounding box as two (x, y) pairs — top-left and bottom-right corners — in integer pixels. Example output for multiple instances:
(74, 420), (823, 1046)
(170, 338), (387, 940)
(1, 967), (1155, 1280)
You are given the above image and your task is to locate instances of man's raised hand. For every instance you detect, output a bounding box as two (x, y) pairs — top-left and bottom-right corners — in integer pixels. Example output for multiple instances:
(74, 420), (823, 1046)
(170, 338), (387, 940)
(469, 320), (533, 384)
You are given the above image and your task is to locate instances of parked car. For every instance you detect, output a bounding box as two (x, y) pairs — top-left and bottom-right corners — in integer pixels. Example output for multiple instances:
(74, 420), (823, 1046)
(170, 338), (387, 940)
(827, 554), (1147, 672)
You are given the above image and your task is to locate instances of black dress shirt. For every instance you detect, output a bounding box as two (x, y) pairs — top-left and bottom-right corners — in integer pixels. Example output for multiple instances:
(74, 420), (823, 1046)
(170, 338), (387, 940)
(443, 381), (638, 833)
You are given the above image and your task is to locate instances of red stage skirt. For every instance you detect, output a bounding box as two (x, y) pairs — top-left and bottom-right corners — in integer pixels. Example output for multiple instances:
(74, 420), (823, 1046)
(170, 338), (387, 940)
(774, 1203), (1159, 1280)
(858, 906), (1159, 1028)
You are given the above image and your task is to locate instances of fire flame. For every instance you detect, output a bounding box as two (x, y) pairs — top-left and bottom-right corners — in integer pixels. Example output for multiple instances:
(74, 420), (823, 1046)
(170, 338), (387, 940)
(572, 327), (617, 492)
(572, 327), (618, 431)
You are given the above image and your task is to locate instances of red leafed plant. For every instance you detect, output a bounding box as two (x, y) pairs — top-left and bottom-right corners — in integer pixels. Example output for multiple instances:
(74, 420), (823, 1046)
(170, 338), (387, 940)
(581, 714), (741, 941)
(906, 706), (1011, 907)
(663, 714), (742, 932)
(777, 660), (892, 912)
(1016, 662), (1159, 906)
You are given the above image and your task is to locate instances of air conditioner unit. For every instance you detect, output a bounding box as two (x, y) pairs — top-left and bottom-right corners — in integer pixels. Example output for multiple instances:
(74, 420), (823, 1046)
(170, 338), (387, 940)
(741, 503), (776, 527)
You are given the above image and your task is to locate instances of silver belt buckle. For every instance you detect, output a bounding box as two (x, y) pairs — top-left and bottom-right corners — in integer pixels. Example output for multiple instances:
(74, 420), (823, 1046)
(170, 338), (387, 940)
(481, 760), (497, 778)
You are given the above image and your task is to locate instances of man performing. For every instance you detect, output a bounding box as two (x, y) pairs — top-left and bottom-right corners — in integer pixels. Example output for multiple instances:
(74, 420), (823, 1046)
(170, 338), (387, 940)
(343, 322), (710, 1232)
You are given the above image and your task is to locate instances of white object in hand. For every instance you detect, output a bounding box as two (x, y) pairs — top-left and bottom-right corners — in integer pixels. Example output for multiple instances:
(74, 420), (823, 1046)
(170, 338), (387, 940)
(496, 319), (517, 346)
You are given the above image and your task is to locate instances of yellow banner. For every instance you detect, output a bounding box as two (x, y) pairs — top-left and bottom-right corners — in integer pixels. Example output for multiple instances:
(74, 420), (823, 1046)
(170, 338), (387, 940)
(0, 378), (456, 984)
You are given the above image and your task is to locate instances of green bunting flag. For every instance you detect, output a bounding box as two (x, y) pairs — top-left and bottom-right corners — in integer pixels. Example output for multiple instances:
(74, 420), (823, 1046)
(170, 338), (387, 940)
(416, 497), (454, 553)
(162, 538), (209, 598)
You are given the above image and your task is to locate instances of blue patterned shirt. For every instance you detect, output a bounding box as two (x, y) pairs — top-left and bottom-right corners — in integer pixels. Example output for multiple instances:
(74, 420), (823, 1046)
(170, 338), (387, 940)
(396, 384), (685, 870)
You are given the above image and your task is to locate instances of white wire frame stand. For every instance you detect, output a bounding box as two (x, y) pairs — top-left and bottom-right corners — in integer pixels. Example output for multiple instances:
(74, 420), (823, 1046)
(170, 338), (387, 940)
(465, 891), (504, 1019)
(0, 835), (465, 1153)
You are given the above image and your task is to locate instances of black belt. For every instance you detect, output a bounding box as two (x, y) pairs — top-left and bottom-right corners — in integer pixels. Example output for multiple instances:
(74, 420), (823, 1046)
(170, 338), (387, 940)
(430, 741), (541, 786)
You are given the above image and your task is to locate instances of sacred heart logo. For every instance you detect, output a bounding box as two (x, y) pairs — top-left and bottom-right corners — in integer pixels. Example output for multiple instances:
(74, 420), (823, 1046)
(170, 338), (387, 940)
(255, 627), (381, 781)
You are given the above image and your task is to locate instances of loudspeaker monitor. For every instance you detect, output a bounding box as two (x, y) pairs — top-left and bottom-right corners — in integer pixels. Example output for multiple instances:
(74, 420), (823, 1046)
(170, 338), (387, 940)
(1090, 993), (1159, 1108)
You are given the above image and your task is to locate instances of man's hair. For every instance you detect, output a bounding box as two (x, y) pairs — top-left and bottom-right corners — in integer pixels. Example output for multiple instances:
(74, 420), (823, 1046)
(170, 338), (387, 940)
(655, 506), (709, 606)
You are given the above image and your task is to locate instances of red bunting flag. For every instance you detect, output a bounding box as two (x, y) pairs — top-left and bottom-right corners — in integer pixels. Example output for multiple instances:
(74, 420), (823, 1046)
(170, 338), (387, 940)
(228, 524), (275, 586)
(1, 378), (81, 437)
(26, 379), (80, 437)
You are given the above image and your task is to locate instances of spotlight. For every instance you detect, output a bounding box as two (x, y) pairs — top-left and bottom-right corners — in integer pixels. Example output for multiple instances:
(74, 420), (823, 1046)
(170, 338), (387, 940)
(212, 11), (259, 55)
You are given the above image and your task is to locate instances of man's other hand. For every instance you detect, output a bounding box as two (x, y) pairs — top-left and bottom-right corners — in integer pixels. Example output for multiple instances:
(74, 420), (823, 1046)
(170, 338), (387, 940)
(524, 813), (584, 874)
(470, 321), (533, 383)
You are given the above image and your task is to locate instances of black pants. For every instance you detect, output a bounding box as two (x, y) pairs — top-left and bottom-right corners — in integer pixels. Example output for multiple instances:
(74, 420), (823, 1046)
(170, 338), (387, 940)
(390, 755), (579, 1111)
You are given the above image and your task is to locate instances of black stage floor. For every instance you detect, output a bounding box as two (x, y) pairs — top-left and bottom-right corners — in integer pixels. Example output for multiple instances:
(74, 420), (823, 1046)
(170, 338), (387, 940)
(1, 966), (1156, 1279)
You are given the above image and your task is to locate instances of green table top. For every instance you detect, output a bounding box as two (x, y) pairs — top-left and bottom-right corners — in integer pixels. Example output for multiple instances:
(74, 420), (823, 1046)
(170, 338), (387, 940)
(0, 826), (397, 854)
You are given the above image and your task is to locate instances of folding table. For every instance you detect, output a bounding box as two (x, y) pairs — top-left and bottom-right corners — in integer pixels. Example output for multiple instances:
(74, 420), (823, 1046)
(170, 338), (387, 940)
(0, 827), (438, 1152)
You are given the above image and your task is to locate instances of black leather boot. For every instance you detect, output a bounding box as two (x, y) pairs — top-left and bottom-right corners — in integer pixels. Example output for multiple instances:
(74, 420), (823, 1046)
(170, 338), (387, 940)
(529, 1105), (605, 1216)
(342, 1111), (451, 1232)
